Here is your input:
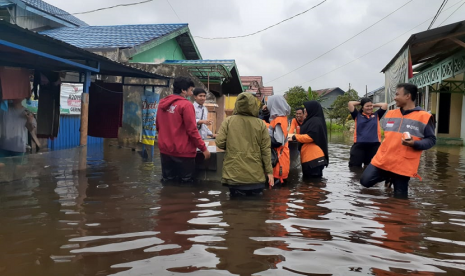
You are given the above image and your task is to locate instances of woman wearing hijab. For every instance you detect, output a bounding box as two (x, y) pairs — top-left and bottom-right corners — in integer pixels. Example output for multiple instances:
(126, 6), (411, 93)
(290, 101), (329, 178)
(267, 95), (291, 184)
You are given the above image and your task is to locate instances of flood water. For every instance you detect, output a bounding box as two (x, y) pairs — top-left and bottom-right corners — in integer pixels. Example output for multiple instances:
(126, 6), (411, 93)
(1, 135), (465, 276)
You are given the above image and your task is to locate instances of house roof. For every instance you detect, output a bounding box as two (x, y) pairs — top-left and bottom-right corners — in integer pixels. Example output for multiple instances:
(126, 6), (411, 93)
(40, 24), (188, 49)
(314, 87), (338, 96)
(382, 20), (465, 72)
(261, 87), (273, 96)
(241, 76), (263, 85)
(367, 86), (385, 97)
(14, 0), (88, 27)
(164, 59), (244, 95)
(0, 20), (169, 80)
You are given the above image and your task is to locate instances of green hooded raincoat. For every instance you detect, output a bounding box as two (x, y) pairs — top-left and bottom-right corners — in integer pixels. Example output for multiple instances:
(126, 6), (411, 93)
(216, 93), (273, 185)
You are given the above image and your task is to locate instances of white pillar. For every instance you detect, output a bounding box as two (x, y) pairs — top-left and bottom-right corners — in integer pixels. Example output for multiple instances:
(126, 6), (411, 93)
(461, 95), (465, 145)
(425, 86), (429, 111)
(436, 92), (440, 136)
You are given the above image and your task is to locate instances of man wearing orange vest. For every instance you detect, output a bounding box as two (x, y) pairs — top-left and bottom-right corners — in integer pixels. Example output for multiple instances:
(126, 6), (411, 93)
(289, 107), (305, 135)
(360, 83), (436, 196)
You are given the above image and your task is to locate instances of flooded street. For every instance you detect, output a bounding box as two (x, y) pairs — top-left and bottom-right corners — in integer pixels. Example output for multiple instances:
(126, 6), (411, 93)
(1, 136), (465, 276)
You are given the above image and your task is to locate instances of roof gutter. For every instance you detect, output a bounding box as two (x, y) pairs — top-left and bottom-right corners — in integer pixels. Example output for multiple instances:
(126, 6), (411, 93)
(25, 6), (76, 28)
(0, 38), (100, 72)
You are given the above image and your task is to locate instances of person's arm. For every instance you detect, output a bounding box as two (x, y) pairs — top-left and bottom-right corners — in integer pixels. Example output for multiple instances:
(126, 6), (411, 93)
(215, 117), (229, 150)
(204, 108), (213, 136)
(182, 105), (207, 152)
(289, 119), (296, 134)
(348, 102), (359, 119)
(25, 112), (36, 131)
(412, 117), (436, 150)
(374, 103), (388, 110)
(348, 101), (360, 113)
(293, 134), (314, 144)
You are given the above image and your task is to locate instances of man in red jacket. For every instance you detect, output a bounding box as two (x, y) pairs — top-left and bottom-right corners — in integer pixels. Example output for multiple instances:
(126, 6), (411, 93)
(156, 77), (211, 182)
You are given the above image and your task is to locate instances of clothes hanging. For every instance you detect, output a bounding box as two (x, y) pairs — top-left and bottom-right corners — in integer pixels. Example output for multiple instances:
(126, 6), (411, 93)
(0, 67), (31, 100)
(88, 82), (123, 138)
(36, 77), (61, 139)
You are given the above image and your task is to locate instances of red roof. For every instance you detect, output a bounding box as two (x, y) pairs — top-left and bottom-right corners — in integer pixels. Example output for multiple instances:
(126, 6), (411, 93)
(314, 87), (337, 96)
(261, 86), (273, 96)
(241, 76), (263, 92)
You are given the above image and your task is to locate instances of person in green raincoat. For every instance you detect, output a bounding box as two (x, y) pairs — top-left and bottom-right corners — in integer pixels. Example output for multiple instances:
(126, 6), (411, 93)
(216, 92), (274, 196)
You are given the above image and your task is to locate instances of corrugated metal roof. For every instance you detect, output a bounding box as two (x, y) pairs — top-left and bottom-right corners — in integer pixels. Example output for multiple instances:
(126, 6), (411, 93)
(0, 20), (169, 79)
(19, 0), (88, 27)
(381, 20), (465, 72)
(164, 59), (236, 71)
(261, 86), (274, 96)
(40, 24), (188, 49)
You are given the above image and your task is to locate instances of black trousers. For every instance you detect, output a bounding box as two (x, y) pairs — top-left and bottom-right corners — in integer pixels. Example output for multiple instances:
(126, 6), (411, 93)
(349, 142), (380, 167)
(302, 163), (324, 178)
(360, 164), (410, 195)
(160, 153), (196, 182)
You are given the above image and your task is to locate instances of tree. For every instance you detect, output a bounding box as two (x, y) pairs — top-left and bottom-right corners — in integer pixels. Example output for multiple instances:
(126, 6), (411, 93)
(284, 86), (308, 118)
(308, 86), (325, 103)
(328, 89), (359, 127)
(284, 86), (325, 118)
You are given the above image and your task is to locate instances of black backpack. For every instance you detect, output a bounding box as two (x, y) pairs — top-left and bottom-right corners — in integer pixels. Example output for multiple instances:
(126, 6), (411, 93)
(270, 123), (287, 168)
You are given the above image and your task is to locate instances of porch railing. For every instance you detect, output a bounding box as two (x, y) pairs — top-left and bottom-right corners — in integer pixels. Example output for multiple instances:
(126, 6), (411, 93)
(409, 51), (465, 88)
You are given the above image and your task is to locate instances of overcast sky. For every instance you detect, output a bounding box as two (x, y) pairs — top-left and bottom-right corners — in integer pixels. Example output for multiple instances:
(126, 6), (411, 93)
(46, 0), (465, 96)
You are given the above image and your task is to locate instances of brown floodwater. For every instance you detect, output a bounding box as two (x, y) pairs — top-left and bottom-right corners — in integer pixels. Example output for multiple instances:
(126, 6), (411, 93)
(1, 135), (465, 276)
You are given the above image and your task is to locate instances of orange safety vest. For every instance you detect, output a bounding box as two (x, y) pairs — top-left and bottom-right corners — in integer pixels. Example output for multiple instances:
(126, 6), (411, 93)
(371, 109), (432, 178)
(270, 116), (290, 182)
(289, 118), (302, 135)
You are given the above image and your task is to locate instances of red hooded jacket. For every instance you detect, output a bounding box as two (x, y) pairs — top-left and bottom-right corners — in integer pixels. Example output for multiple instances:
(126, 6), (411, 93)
(156, 94), (207, 158)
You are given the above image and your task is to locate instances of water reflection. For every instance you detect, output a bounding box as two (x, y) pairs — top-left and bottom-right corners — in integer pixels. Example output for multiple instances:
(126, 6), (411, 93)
(1, 137), (465, 275)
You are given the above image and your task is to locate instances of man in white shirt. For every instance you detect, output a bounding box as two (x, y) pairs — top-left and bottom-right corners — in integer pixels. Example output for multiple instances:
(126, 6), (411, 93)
(193, 88), (216, 139)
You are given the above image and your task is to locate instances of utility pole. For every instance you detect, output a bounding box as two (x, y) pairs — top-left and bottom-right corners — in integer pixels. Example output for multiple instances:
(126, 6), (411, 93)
(349, 83), (351, 92)
(365, 85), (368, 97)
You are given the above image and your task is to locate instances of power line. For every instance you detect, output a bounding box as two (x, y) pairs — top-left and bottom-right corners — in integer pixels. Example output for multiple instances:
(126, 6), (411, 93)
(427, 0), (448, 30)
(277, 0), (464, 94)
(267, 0), (414, 84)
(166, 0), (182, 22)
(14, 0), (154, 17)
(194, 0), (327, 40)
(438, 0), (465, 26)
(72, 0), (154, 15)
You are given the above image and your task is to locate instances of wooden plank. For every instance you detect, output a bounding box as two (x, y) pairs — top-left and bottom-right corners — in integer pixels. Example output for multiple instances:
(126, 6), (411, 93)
(449, 37), (465, 49)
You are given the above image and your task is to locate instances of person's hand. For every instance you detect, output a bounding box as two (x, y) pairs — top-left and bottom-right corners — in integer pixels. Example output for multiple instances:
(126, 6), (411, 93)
(402, 138), (415, 147)
(267, 174), (274, 188)
(25, 111), (35, 124)
(203, 150), (211, 160)
(262, 105), (268, 111)
(210, 134), (217, 138)
(205, 120), (213, 126)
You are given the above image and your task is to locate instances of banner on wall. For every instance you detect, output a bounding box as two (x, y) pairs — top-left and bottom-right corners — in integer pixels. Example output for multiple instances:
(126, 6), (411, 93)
(26, 83), (83, 114)
(384, 47), (410, 104)
(141, 91), (160, 146)
(60, 83), (83, 114)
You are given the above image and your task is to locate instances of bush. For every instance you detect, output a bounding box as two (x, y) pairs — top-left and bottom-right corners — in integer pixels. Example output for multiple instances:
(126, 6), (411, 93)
(326, 122), (344, 132)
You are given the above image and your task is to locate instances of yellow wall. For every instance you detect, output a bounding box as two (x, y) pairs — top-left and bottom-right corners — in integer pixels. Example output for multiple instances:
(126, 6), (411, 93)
(432, 92), (463, 138)
(225, 95), (237, 110)
(446, 93), (462, 138)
